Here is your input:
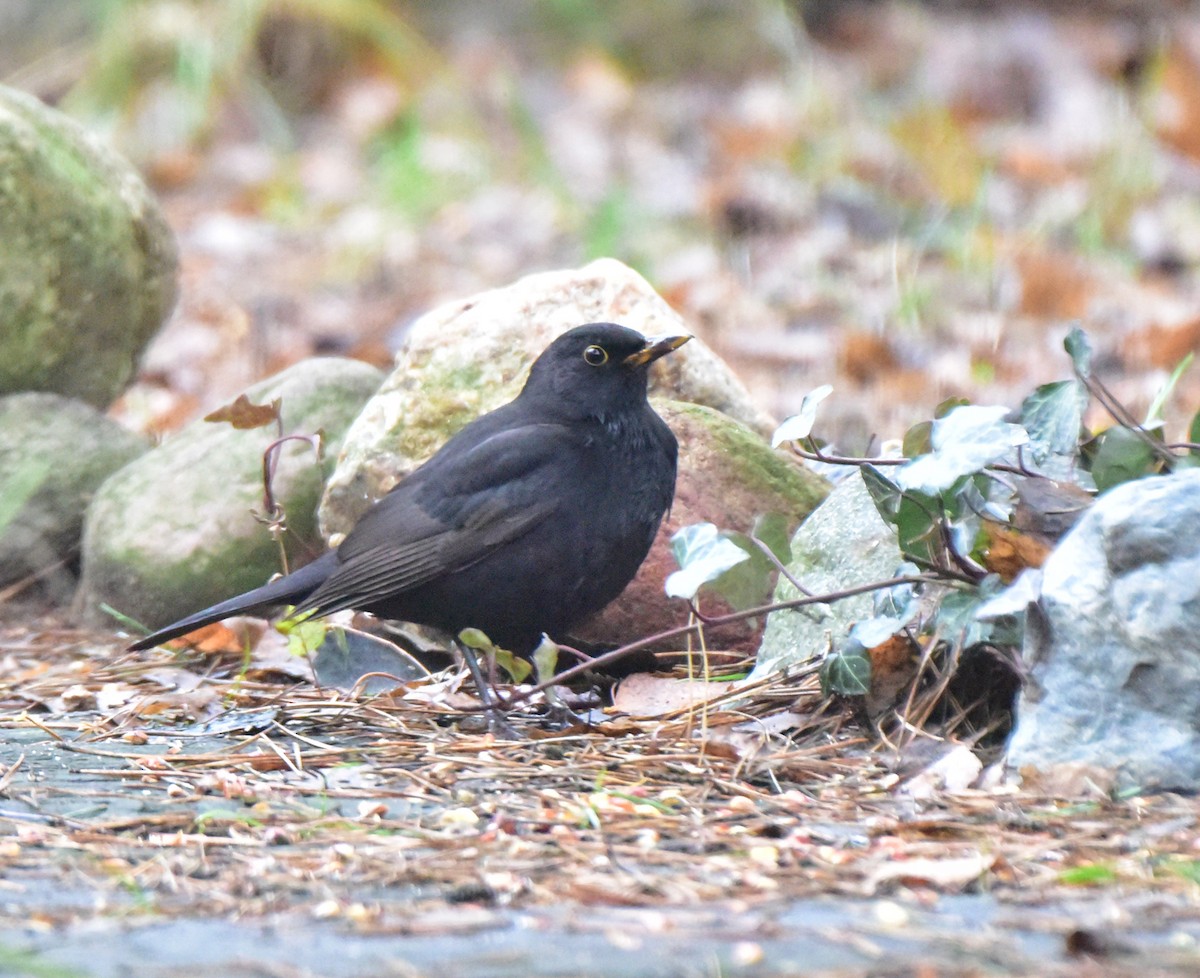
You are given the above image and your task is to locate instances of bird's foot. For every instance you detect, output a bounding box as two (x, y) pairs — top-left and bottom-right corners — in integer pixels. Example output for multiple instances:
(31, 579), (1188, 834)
(457, 641), (523, 740)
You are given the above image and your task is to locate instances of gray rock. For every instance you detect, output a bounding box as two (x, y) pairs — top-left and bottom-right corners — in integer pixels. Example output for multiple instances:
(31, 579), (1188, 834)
(319, 258), (773, 538)
(0, 393), (148, 599)
(78, 358), (382, 631)
(751, 473), (904, 680)
(0, 84), (178, 408)
(1006, 469), (1200, 792)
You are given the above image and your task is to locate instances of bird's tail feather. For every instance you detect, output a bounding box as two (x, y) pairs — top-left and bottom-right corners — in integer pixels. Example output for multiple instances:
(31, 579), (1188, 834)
(125, 552), (337, 651)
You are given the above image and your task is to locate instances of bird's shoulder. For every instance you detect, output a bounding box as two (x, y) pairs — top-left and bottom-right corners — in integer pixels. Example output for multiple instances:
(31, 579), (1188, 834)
(336, 413), (576, 558)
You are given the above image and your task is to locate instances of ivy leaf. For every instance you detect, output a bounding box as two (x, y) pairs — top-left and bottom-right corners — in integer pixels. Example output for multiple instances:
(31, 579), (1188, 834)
(976, 569), (1042, 619)
(1089, 426), (1156, 492)
(771, 385), (833, 447)
(895, 405), (1028, 494)
(715, 513), (794, 610)
(820, 648), (871, 697)
(531, 634), (559, 686)
(902, 420), (932, 458)
(935, 396), (971, 418)
(935, 589), (990, 649)
(1190, 410), (1200, 458)
(458, 628), (531, 683)
(861, 465), (902, 520)
(862, 467), (941, 566)
(873, 573), (920, 620)
(849, 615), (908, 649)
(665, 523), (750, 601)
(1064, 325), (1093, 379)
(936, 576), (1023, 648)
(280, 616), (328, 657)
(1021, 379), (1087, 460)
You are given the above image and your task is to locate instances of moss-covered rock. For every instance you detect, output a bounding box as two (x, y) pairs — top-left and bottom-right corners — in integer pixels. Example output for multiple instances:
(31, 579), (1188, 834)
(0, 393), (148, 599)
(0, 84), (177, 408)
(77, 358), (381, 631)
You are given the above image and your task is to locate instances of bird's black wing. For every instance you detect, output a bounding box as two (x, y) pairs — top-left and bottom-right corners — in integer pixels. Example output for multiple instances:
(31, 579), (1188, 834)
(291, 422), (571, 617)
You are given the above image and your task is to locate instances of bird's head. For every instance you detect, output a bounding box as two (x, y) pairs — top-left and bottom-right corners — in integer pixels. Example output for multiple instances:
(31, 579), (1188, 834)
(522, 323), (691, 422)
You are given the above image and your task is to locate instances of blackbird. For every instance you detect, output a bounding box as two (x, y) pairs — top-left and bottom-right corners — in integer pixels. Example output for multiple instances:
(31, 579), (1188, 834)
(127, 323), (690, 655)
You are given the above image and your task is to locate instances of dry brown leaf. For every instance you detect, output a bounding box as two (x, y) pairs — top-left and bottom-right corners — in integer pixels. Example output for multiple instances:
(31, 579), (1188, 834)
(701, 711), (807, 761)
(1000, 144), (1078, 185)
(897, 744), (984, 799)
(838, 332), (899, 385)
(981, 521), (1053, 582)
(1121, 316), (1200, 371)
(866, 635), (918, 717)
(612, 673), (747, 718)
(1016, 762), (1117, 799)
(1157, 40), (1200, 163)
(156, 619), (267, 654)
(204, 394), (282, 431)
(1015, 249), (1093, 319)
(866, 852), (995, 893)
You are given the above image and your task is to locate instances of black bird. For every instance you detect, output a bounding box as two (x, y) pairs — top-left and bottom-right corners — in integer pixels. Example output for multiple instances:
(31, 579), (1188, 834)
(128, 323), (690, 656)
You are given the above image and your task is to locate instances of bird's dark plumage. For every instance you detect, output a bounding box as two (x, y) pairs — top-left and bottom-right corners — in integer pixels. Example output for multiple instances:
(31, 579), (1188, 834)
(127, 323), (689, 654)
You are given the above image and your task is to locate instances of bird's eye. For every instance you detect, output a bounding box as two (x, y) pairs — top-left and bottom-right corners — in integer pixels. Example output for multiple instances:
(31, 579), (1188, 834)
(583, 345), (608, 366)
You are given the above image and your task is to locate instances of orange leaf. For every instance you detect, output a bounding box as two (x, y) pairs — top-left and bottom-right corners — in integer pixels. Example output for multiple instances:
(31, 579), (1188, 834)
(981, 521), (1052, 583)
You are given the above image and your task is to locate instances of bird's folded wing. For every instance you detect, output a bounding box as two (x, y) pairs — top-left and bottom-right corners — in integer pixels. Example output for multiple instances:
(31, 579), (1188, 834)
(292, 423), (571, 617)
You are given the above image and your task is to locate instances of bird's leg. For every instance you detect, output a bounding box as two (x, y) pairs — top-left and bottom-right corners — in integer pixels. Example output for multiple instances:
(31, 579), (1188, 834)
(530, 638), (595, 729)
(455, 641), (522, 739)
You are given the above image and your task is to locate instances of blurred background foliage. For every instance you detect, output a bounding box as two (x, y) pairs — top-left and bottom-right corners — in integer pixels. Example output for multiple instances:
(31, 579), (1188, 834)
(2, 0), (1199, 450)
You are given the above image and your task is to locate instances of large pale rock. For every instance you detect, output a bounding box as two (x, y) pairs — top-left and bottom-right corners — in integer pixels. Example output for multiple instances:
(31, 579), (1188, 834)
(1007, 470), (1200, 792)
(0, 393), (148, 598)
(78, 358), (381, 630)
(576, 401), (827, 651)
(0, 85), (178, 408)
(751, 473), (904, 681)
(319, 259), (773, 537)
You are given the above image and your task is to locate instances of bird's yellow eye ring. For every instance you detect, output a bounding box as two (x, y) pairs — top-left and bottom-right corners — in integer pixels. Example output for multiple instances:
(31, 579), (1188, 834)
(583, 345), (608, 366)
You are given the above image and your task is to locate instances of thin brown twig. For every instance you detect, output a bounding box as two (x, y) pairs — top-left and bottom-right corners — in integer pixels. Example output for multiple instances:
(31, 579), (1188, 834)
(503, 573), (944, 708)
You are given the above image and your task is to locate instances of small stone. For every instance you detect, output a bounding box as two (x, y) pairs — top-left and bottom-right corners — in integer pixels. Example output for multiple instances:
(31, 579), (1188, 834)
(0, 392), (147, 596)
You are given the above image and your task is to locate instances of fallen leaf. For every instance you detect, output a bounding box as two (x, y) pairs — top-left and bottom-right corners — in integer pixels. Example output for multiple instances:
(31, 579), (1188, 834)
(612, 673), (748, 717)
(1157, 40), (1200, 163)
(702, 711), (807, 760)
(897, 744), (983, 799)
(1016, 763), (1117, 799)
(981, 521), (1053, 582)
(866, 635), (918, 718)
(866, 852), (994, 893)
(1015, 249), (1093, 319)
(204, 394), (282, 431)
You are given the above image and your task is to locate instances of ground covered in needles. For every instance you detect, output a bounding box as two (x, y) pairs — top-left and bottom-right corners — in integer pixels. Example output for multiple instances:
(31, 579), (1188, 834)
(1, 618), (1199, 977)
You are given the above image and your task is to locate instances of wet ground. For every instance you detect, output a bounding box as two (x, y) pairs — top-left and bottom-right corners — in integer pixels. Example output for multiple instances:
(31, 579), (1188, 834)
(2, 724), (1200, 978)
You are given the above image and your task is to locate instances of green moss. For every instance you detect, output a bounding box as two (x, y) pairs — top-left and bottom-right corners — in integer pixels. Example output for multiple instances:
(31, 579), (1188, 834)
(398, 360), (502, 461)
(663, 399), (828, 514)
(0, 85), (177, 407)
